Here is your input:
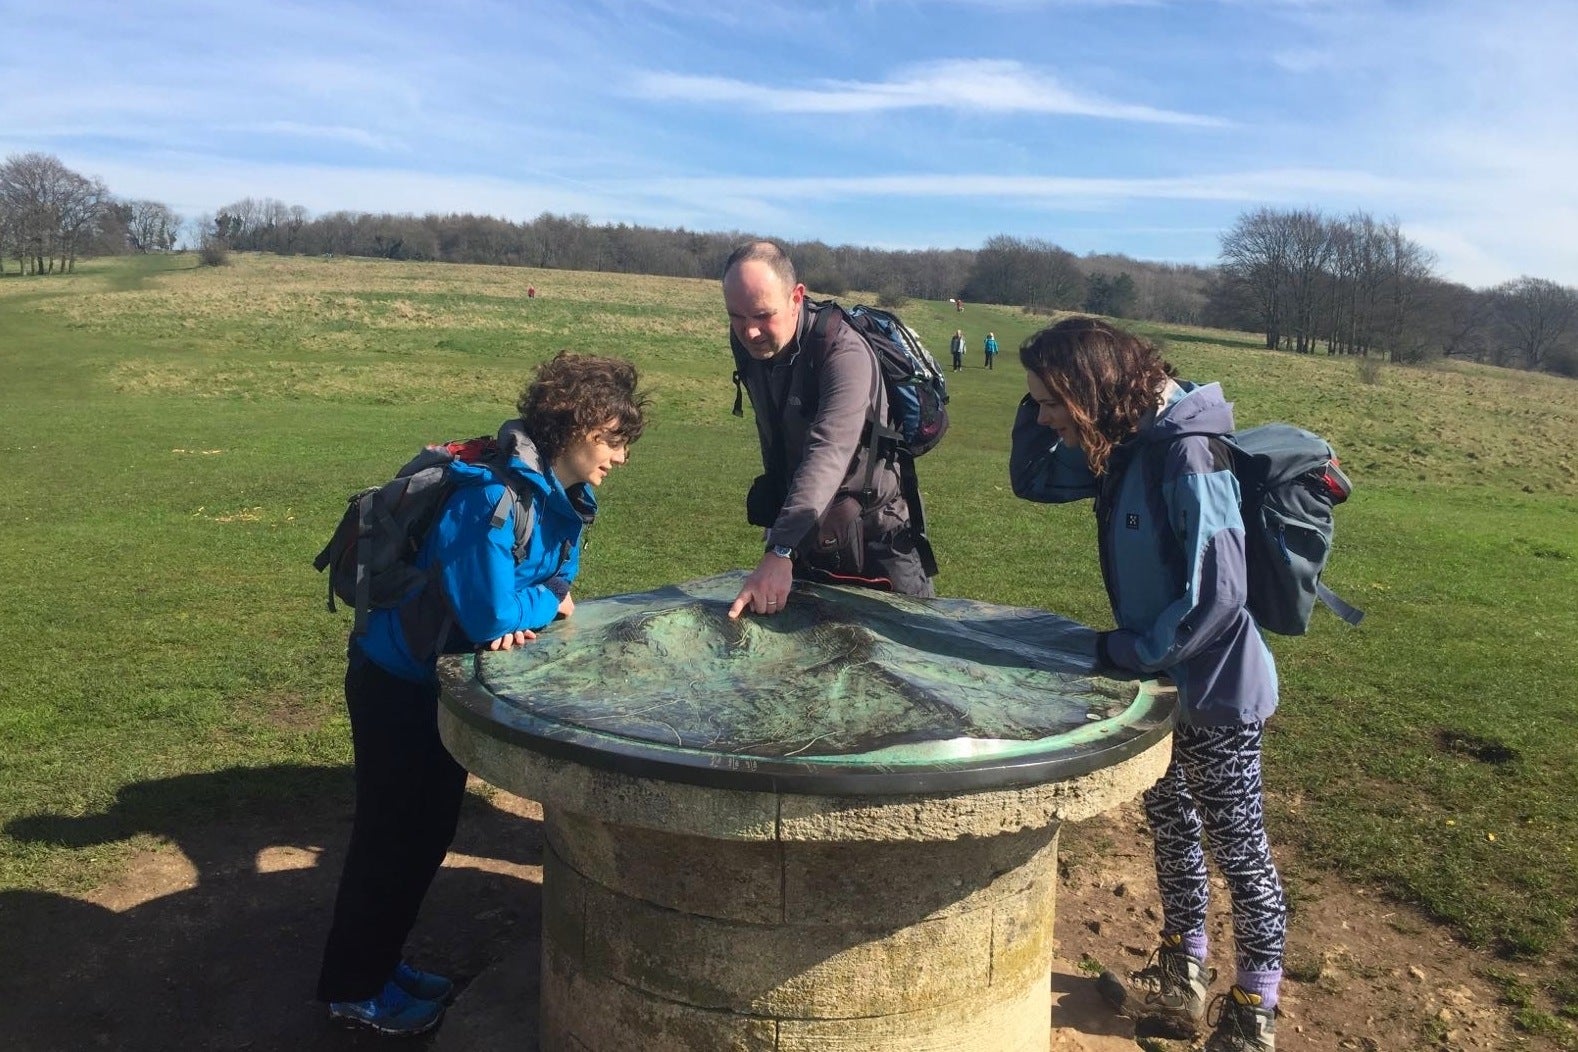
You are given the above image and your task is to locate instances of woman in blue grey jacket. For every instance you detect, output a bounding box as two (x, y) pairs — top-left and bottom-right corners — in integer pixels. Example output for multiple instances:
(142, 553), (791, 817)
(317, 352), (648, 1036)
(1010, 318), (1281, 1052)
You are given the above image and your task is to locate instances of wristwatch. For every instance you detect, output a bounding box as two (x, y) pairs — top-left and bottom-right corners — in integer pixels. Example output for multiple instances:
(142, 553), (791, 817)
(767, 543), (795, 560)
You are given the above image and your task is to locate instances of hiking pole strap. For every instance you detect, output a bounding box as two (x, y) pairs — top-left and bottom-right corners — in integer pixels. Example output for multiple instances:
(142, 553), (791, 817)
(1317, 580), (1365, 626)
(896, 453), (939, 578)
(858, 416), (893, 505)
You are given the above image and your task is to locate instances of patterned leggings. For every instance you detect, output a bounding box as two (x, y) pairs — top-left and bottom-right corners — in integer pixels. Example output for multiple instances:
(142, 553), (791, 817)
(1143, 721), (1286, 973)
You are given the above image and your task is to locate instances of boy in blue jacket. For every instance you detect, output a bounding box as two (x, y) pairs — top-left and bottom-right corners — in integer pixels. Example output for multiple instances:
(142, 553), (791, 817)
(317, 352), (648, 1036)
(1010, 318), (1282, 1052)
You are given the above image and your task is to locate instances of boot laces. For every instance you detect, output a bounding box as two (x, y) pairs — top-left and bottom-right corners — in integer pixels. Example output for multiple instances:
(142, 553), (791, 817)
(1206, 990), (1274, 1050)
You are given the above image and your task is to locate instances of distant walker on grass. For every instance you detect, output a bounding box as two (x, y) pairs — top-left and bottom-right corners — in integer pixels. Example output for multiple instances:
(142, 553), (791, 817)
(1010, 317), (1284, 1051)
(721, 239), (937, 618)
(315, 352), (648, 1037)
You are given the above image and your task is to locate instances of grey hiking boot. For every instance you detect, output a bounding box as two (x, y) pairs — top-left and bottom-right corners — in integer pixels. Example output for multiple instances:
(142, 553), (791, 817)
(1204, 985), (1276, 1051)
(1127, 933), (1215, 1027)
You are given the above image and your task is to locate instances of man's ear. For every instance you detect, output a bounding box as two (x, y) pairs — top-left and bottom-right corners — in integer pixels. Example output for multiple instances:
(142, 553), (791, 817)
(790, 282), (806, 306)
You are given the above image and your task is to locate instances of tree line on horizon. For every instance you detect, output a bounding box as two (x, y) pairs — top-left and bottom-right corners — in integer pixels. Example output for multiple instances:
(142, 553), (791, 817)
(3, 151), (1575, 377)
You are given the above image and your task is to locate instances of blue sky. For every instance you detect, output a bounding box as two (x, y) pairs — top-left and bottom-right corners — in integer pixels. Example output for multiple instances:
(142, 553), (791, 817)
(3, 0), (1574, 287)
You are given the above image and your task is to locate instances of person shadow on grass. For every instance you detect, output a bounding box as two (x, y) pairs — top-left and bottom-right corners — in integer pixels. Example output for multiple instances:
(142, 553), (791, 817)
(1, 763), (544, 1052)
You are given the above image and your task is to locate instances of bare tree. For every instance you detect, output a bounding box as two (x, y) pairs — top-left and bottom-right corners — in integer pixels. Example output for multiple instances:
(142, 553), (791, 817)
(1084, 272), (1137, 317)
(1325, 212), (1383, 355)
(1218, 208), (1295, 349)
(1219, 207), (1435, 359)
(1283, 209), (1334, 353)
(1377, 218), (1437, 360)
(1490, 277), (1578, 370)
(0, 152), (111, 274)
(1394, 280), (1476, 364)
(1, 152), (61, 273)
(123, 199), (182, 253)
(964, 235), (1082, 310)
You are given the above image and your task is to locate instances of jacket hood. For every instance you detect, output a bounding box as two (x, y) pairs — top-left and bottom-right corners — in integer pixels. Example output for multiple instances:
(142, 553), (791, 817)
(496, 419), (546, 473)
(1146, 381), (1235, 442)
(495, 419), (597, 520)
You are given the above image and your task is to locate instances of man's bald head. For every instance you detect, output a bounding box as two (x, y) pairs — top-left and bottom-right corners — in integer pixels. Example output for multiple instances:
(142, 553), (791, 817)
(723, 241), (805, 361)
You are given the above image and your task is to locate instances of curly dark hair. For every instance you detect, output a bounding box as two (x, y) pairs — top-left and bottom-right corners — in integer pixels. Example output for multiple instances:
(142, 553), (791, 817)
(1018, 317), (1176, 477)
(515, 351), (649, 463)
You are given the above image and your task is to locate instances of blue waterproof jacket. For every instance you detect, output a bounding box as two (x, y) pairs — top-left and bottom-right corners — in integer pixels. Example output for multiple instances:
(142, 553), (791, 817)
(356, 421), (593, 683)
(1009, 381), (1278, 725)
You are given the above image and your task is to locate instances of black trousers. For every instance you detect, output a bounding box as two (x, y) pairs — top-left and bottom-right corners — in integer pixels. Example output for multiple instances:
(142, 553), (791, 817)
(316, 648), (468, 1002)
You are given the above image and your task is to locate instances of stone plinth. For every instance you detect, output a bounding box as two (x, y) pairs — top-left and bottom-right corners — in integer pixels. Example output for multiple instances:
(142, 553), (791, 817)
(438, 574), (1173, 1051)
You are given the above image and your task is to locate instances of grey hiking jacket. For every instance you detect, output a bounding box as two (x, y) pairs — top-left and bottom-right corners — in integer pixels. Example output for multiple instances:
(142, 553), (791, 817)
(1010, 381), (1278, 726)
(732, 300), (908, 553)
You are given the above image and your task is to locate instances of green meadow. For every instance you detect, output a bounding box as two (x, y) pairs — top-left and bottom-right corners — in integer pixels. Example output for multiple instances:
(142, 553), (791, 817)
(2, 253), (1574, 985)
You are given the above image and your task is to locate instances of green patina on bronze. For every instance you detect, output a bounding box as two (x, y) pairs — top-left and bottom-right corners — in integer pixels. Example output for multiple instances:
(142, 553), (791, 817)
(457, 574), (1171, 788)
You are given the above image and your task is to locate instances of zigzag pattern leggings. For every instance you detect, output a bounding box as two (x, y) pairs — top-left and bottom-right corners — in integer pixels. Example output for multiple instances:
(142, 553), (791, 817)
(1143, 721), (1287, 972)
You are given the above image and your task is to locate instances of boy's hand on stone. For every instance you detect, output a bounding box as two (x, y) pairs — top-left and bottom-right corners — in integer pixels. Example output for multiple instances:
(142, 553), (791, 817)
(485, 629), (537, 651)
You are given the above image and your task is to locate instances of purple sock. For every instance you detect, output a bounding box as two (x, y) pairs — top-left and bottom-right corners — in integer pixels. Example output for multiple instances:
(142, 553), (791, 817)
(1235, 968), (1281, 1011)
(1179, 931), (1208, 962)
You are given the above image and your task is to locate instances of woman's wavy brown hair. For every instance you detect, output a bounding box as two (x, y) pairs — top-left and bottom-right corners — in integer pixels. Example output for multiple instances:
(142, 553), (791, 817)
(516, 351), (650, 464)
(1018, 317), (1176, 477)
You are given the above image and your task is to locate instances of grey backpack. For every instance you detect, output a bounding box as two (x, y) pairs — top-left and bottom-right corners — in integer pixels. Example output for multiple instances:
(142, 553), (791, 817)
(313, 436), (534, 638)
(1187, 424), (1363, 635)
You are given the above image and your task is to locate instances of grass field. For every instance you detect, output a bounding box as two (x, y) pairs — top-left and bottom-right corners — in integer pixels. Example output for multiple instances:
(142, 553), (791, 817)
(2, 253), (1574, 1015)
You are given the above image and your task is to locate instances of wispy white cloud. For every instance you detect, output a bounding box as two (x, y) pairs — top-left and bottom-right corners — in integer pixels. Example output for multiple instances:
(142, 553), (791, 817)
(246, 122), (405, 152)
(922, 0), (1162, 8)
(633, 60), (1228, 126)
(71, 152), (623, 228)
(1270, 49), (1335, 74)
(629, 167), (1413, 206)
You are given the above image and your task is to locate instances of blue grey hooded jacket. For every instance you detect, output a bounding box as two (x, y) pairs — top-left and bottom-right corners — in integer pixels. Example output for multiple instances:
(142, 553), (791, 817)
(1010, 381), (1278, 725)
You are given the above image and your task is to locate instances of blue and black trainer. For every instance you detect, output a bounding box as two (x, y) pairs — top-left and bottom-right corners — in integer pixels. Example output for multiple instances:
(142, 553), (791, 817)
(393, 960), (455, 1003)
(328, 979), (444, 1036)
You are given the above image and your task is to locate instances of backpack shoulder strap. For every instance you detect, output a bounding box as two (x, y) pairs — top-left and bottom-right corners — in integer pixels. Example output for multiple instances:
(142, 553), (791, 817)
(480, 458), (537, 557)
(807, 298), (846, 347)
(353, 490), (376, 637)
(729, 331), (753, 418)
(449, 457), (537, 560)
(809, 301), (900, 501)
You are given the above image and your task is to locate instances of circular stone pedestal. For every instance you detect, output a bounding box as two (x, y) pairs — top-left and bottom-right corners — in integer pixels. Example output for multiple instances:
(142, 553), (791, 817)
(438, 574), (1174, 1051)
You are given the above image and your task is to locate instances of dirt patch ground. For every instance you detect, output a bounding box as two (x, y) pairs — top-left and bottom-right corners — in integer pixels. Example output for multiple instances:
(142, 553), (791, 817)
(2, 775), (1565, 1051)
